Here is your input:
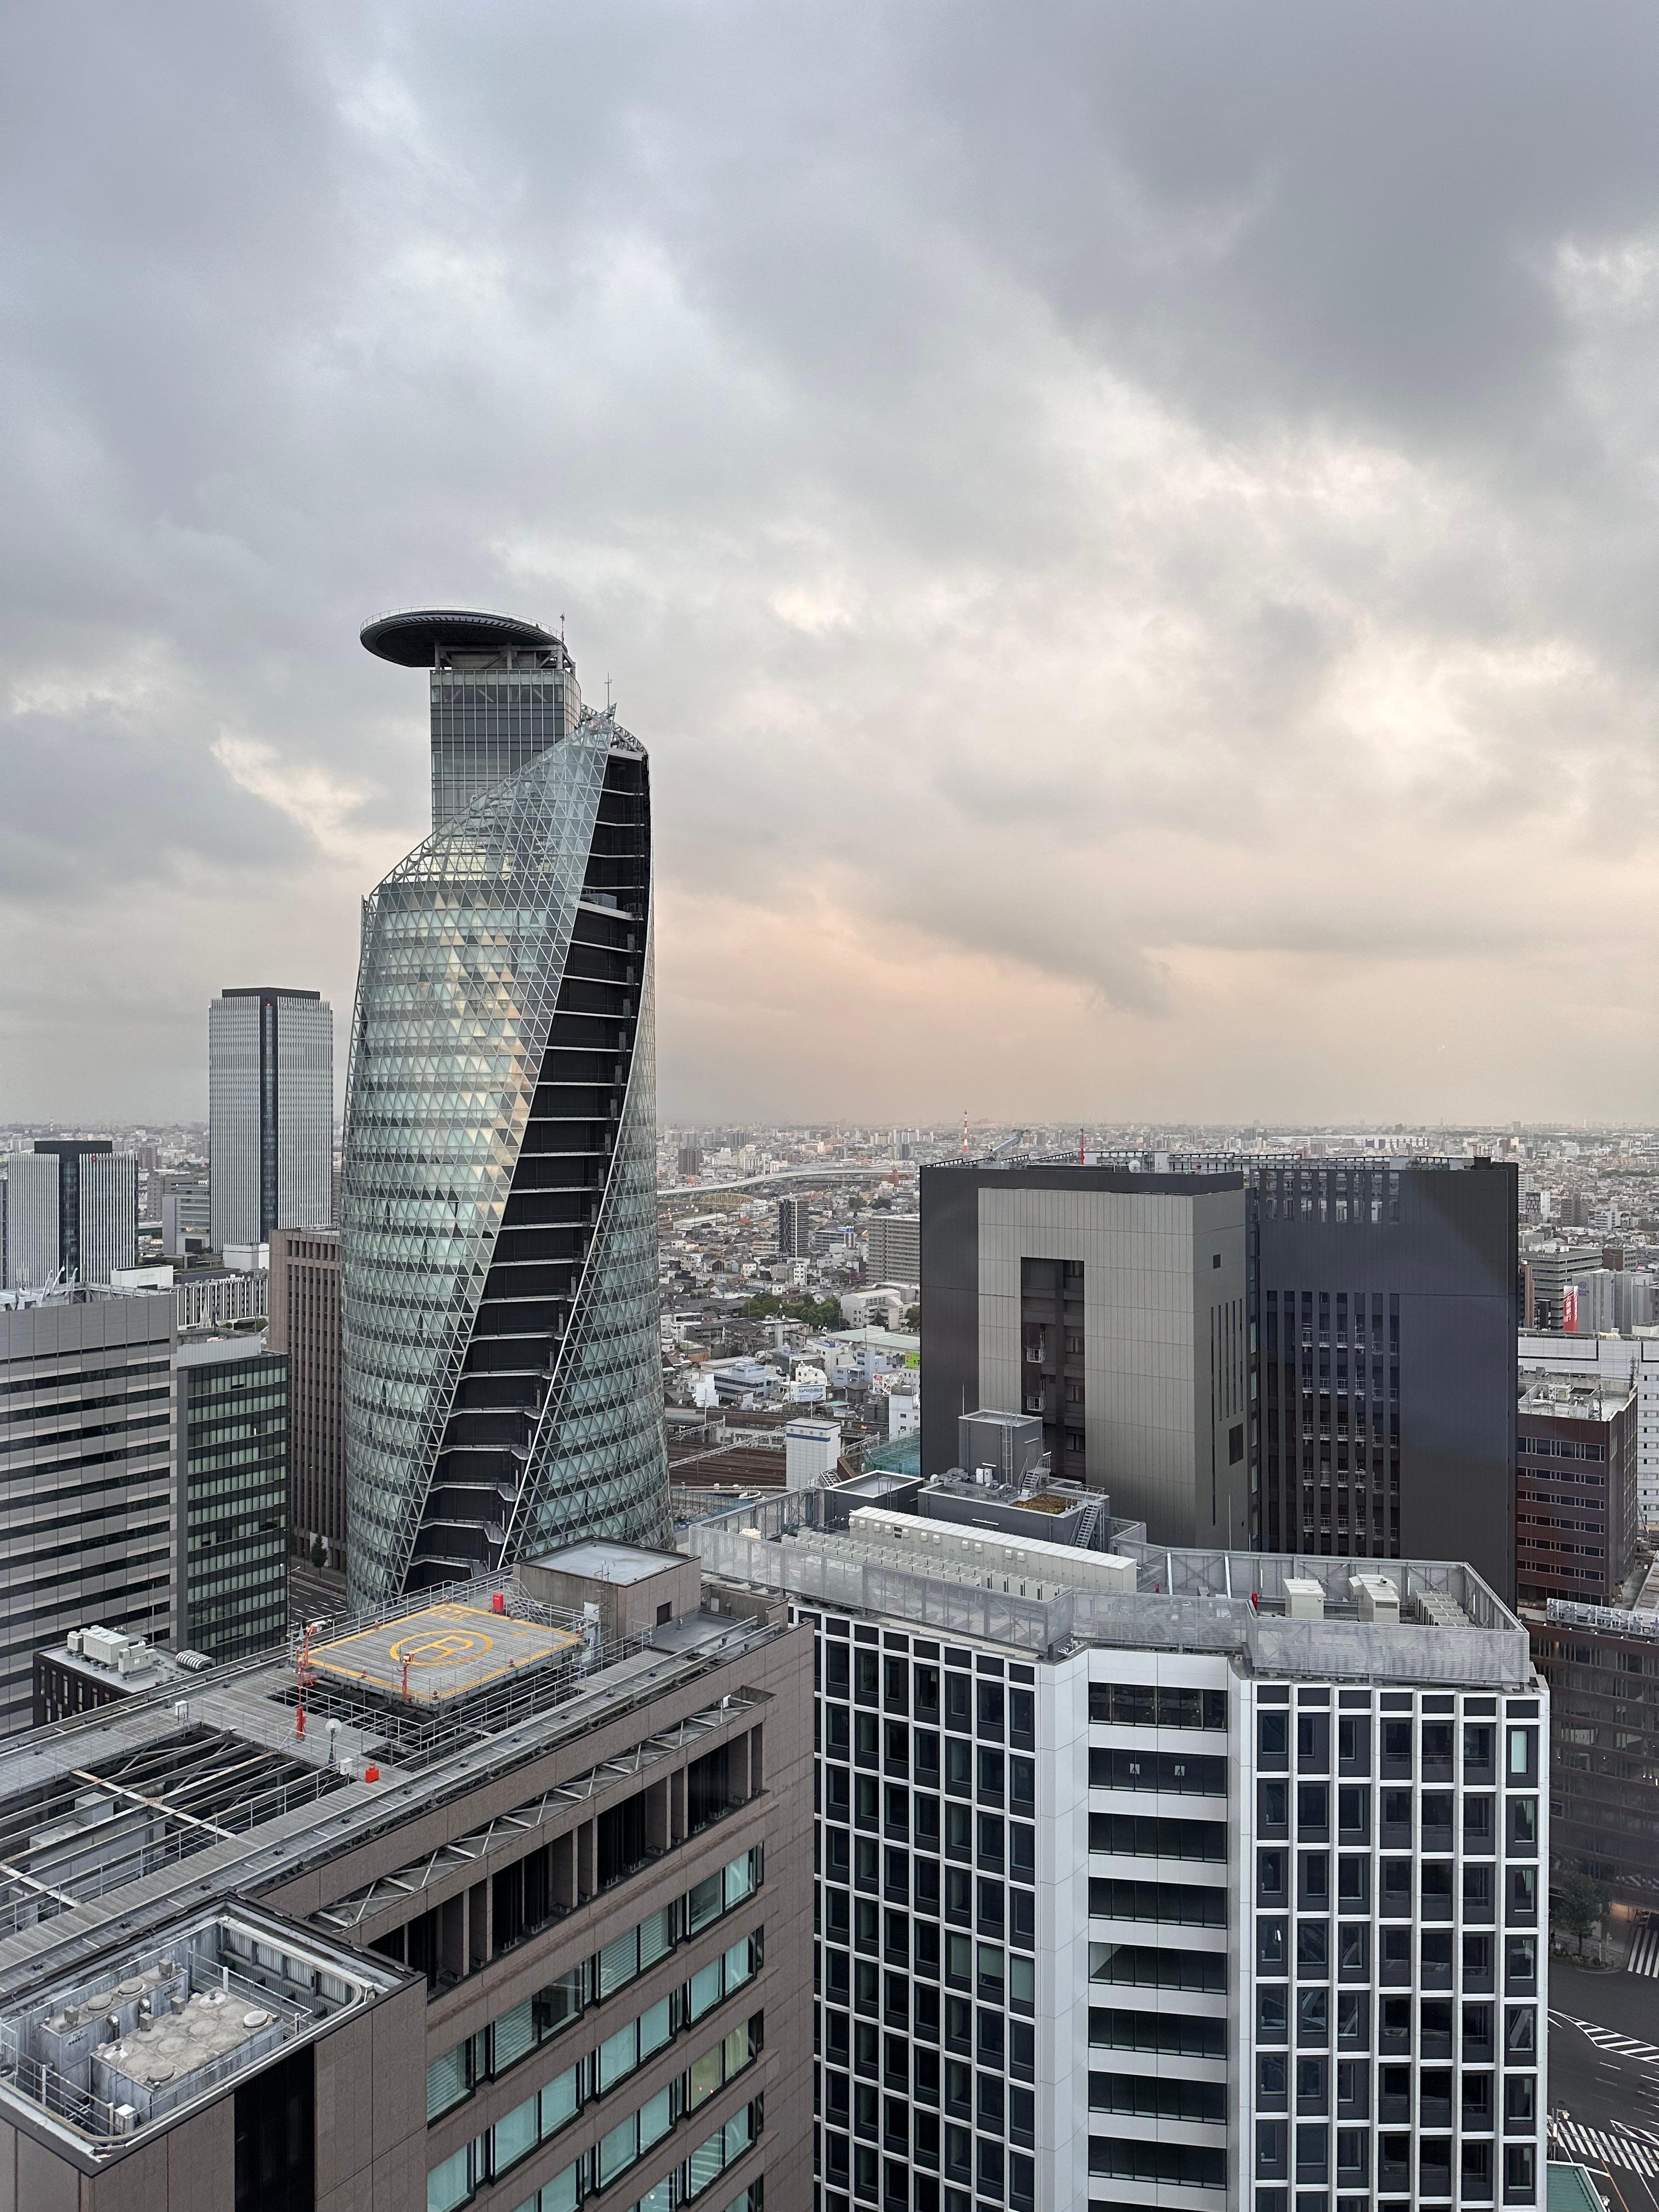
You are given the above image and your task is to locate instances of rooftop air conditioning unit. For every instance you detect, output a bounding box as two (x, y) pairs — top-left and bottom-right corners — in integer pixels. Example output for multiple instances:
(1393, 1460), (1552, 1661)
(1350, 1573), (1401, 1624)
(79, 1626), (130, 1671)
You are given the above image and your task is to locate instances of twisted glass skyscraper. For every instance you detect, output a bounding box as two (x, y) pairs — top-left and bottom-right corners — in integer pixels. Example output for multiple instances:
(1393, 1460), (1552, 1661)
(341, 611), (669, 1609)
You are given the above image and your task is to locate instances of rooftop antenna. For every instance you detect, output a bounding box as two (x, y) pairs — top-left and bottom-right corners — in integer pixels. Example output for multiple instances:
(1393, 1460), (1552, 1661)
(605, 672), (614, 716)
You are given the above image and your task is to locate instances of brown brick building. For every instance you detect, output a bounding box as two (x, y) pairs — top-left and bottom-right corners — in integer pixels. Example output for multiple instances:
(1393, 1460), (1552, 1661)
(1515, 1368), (1639, 1608)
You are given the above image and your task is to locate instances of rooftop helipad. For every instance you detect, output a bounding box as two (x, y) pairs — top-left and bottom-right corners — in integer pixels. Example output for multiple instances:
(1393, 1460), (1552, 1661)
(307, 1602), (583, 1705)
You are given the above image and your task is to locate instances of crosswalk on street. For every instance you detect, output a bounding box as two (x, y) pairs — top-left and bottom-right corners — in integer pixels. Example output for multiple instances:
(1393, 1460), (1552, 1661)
(1551, 2117), (1659, 2178)
(1552, 2009), (1659, 2066)
(1629, 1915), (1659, 1978)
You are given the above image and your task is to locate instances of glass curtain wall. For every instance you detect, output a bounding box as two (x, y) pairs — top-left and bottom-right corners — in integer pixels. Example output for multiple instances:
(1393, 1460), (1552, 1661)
(341, 704), (669, 1608)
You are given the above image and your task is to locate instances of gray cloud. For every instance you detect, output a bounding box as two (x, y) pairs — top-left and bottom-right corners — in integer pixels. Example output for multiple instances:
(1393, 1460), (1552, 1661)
(5, 0), (1659, 1122)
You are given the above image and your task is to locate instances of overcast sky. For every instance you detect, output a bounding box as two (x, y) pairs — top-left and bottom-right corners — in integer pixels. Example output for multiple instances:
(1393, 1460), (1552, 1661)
(6, 2), (1659, 1127)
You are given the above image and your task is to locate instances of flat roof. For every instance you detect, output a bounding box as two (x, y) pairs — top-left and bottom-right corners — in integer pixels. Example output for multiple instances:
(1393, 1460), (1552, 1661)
(217, 987), (321, 1000)
(1519, 1368), (1634, 1418)
(360, 607), (561, 667)
(177, 1334), (270, 1368)
(534, 1539), (684, 1585)
(307, 1602), (582, 1703)
(683, 1485), (1531, 1682)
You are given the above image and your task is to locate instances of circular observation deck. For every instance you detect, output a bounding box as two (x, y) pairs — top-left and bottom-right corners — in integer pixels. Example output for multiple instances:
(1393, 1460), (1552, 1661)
(360, 609), (563, 667)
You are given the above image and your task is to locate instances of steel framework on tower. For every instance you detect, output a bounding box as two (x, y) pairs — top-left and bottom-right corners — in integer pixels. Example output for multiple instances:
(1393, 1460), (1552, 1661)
(341, 676), (670, 1609)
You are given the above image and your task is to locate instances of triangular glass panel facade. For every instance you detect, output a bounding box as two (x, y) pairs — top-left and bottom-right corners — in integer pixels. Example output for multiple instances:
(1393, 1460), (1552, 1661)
(340, 669), (669, 1609)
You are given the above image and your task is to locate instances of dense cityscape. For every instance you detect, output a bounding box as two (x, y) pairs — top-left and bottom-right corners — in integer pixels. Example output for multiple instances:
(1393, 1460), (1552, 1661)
(7, 867), (1659, 2212)
(11, 10), (1659, 2212)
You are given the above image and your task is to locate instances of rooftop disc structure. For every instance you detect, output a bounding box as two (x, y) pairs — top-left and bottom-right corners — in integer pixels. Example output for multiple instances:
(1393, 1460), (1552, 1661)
(341, 610), (670, 1608)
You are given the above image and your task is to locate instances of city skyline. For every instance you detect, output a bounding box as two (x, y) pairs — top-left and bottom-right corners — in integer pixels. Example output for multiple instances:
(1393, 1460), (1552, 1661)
(10, 10), (1659, 1125)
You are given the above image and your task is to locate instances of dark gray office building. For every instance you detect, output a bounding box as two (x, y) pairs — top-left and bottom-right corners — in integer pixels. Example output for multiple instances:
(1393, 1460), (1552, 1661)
(176, 1335), (290, 1663)
(1253, 1158), (1517, 1601)
(921, 1154), (1518, 1600)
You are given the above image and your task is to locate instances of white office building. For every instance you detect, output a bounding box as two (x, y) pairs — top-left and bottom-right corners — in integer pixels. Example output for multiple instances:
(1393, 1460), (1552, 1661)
(1, 1143), (136, 1290)
(208, 986), (334, 1251)
(868, 1212), (922, 1284)
(1, 1151), (58, 1289)
(77, 1150), (139, 1288)
(686, 1481), (1548, 2212)
(0, 1290), (176, 1736)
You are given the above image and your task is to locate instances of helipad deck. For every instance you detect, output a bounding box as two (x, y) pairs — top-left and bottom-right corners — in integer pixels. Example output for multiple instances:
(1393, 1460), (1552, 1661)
(307, 1602), (583, 1704)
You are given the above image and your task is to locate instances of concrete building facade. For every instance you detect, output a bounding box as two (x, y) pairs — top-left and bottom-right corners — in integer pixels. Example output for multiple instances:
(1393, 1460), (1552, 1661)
(866, 1215), (921, 1286)
(1519, 1330), (1659, 1528)
(778, 1199), (811, 1262)
(0, 1292), (176, 1737)
(919, 1167), (1250, 1548)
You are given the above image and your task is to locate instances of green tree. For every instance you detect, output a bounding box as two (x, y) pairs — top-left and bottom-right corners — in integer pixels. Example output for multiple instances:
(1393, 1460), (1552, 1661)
(741, 1291), (783, 1319)
(1558, 1872), (1610, 1955)
(903, 1305), (921, 1332)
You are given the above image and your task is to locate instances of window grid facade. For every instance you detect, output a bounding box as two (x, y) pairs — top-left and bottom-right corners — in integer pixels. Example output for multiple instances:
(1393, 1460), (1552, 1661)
(1260, 1288), (1402, 1563)
(1514, 1377), (1638, 1608)
(0, 1299), (176, 1738)
(812, 1621), (1041, 2212)
(1244, 1684), (1547, 2210)
(268, 1227), (344, 1558)
(803, 1623), (1549, 2212)
(178, 1344), (289, 1663)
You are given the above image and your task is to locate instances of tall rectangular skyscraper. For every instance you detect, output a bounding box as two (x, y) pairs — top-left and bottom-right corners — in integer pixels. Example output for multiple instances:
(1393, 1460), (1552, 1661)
(0, 1140), (136, 1290)
(176, 1335), (290, 1661)
(208, 986), (334, 1251)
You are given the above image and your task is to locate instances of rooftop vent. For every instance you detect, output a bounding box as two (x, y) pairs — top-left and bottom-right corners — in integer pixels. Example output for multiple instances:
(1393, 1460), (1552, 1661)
(1283, 1578), (1326, 1621)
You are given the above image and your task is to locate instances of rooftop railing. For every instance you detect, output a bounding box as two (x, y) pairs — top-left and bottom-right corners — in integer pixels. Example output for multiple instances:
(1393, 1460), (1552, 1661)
(681, 1488), (1533, 1688)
